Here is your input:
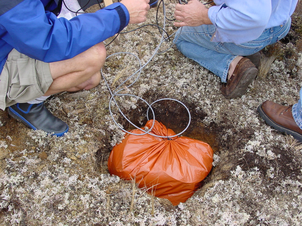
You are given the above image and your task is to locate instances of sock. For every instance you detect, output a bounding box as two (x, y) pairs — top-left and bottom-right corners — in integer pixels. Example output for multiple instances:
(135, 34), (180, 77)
(27, 96), (50, 105)
(228, 56), (243, 80)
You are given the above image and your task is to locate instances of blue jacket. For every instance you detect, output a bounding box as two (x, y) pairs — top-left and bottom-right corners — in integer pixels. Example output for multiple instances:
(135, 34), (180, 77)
(0, 0), (130, 73)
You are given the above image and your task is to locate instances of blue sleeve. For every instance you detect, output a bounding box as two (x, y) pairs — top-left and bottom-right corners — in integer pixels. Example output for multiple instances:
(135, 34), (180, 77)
(0, 0), (130, 62)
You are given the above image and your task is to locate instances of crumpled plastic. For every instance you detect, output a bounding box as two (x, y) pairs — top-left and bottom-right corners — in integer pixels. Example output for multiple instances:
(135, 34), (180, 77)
(108, 120), (214, 205)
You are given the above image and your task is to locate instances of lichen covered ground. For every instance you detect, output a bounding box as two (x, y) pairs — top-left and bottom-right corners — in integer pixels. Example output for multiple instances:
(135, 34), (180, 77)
(0, 1), (302, 225)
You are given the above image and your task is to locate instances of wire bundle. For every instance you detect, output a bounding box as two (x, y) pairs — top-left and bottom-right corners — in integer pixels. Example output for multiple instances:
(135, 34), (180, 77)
(64, 0), (192, 138)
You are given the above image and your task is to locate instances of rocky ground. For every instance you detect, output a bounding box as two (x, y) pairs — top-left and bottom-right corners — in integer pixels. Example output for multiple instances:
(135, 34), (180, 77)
(0, 1), (302, 225)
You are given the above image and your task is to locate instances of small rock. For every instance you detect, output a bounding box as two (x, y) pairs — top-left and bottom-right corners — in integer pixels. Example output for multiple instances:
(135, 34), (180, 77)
(39, 152), (48, 160)
(0, 149), (9, 160)
(70, 155), (77, 161)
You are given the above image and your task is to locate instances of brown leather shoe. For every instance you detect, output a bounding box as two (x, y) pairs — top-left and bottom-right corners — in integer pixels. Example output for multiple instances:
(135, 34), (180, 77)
(245, 52), (261, 68)
(257, 100), (302, 142)
(221, 57), (258, 99)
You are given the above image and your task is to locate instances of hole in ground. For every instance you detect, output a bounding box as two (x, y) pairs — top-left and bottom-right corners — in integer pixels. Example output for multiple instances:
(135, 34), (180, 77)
(95, 94), (222, 176)
(114, 96), (220, 153)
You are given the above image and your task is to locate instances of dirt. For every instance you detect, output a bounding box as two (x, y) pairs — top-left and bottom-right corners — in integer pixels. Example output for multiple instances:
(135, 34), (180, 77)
(0, 1), (302, 225)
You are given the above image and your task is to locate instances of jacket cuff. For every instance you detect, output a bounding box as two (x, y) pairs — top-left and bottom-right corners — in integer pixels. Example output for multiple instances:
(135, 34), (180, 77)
(105, 2), (130, 33)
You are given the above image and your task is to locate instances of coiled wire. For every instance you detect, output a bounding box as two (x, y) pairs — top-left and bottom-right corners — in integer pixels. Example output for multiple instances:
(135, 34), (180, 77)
(100, 0), (192, 139)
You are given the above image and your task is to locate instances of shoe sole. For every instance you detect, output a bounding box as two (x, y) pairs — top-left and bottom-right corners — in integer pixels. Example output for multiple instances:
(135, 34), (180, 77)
(225, 67), (258, 99)
(257, 104), (302, 142)
(8, 107), (68, 137)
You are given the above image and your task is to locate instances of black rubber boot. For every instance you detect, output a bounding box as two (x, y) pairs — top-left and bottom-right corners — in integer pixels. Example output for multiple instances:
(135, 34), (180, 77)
(8, 103), (69, 137)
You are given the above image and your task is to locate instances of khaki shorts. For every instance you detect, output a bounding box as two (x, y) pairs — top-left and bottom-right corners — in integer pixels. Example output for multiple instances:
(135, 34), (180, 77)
(0, 49), (53, 110)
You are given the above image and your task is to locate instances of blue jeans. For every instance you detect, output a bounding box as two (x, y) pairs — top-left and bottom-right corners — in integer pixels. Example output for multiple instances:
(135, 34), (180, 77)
(173, 18), (292, 83)
(292, 88), (302, 129)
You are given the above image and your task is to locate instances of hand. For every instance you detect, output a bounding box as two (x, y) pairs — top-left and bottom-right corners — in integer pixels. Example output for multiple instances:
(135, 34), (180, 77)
(121, 0), (150, 24)
(174, 0), (212, 27)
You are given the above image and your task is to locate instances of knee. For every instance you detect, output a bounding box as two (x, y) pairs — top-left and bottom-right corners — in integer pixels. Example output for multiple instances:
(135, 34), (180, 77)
(81, 43), (106, 77)
(89, 43), (106, 72)
(90, 71), (101, 88)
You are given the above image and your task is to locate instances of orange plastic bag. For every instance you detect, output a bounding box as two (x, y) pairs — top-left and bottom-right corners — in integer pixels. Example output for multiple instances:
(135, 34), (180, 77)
(108, 120), (213, 205)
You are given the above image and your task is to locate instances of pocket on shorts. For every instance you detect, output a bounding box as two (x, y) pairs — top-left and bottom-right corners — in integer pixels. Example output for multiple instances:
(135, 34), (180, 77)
(7, 58), (43, 101)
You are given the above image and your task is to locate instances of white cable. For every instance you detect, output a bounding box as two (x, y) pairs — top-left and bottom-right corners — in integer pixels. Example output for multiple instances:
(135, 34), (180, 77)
(101, 0), (192, 139)
(145, 98), (191, 138)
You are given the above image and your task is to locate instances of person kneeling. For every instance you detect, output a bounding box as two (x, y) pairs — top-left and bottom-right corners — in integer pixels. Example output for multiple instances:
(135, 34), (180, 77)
(0, 0), (150, 136)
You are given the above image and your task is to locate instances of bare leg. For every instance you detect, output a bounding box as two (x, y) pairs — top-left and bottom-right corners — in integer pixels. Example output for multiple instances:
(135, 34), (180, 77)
(8, 42), (106, 136)
(45, 42), (106, 96)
